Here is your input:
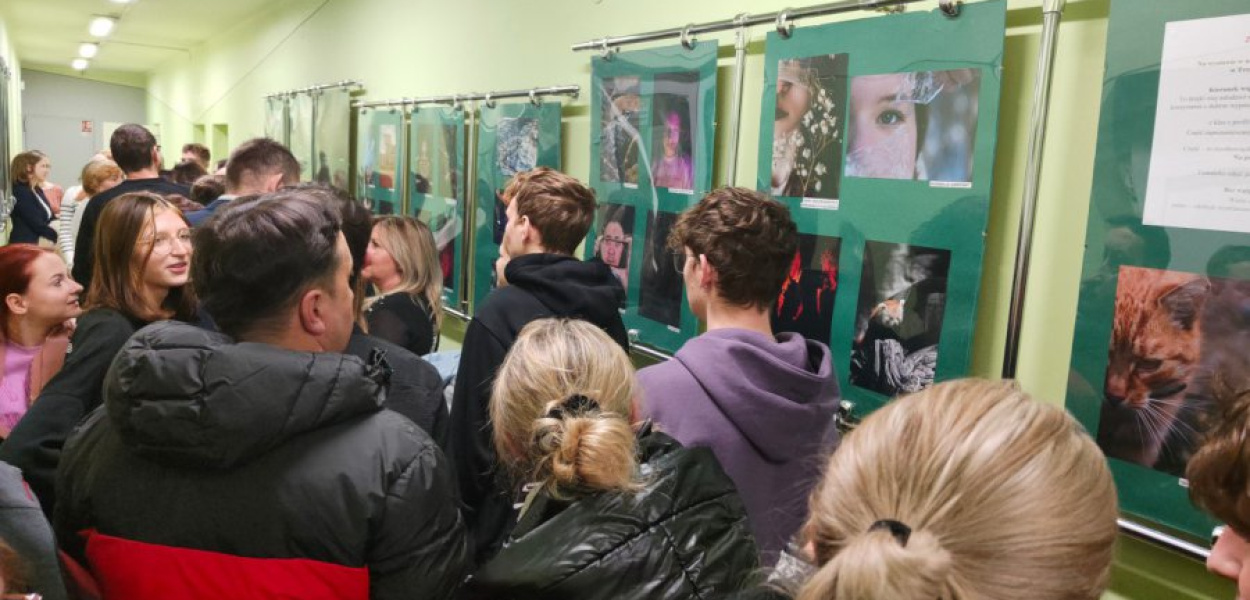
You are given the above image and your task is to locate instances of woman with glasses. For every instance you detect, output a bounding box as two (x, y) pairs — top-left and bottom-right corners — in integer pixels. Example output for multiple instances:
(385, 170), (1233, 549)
(0, 192), (197, 518)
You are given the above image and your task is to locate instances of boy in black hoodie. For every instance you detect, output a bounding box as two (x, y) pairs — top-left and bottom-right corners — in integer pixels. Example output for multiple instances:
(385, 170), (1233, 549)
(447, 167), (628, 565)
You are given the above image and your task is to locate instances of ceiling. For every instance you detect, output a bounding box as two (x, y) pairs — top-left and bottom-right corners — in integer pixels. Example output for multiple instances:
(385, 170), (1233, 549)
(4, 0), (276, 75)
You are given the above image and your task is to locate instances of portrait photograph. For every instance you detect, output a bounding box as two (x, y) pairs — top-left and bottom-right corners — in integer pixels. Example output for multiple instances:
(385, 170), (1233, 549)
(770, 53), (849, 200)
(845, 68), (981, 183)
(649, 72), (699, 191)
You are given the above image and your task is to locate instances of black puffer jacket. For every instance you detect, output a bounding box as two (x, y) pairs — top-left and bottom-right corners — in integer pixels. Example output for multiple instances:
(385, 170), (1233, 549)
(54, 322), (470, 600)
(461, 429), (759, 600)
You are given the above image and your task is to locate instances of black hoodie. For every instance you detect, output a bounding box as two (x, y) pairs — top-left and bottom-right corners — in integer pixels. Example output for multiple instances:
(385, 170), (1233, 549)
(447, 253), (627, 566)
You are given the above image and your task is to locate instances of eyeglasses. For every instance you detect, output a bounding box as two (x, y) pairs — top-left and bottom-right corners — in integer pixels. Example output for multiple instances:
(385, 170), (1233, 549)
(601, 236), (628, 247)
(671, 252), (693, 274)
(141, 229), (193, 256)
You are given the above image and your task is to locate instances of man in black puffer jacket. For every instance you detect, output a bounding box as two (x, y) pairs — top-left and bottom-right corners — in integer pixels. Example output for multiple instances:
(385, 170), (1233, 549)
(54, 192), (470, 599)
(447, 167), (628, 566)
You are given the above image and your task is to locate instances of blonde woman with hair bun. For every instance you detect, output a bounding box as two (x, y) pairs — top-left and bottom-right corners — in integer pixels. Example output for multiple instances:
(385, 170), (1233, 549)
(731, 378), (1119, 600)
(462, 317), (759, 600)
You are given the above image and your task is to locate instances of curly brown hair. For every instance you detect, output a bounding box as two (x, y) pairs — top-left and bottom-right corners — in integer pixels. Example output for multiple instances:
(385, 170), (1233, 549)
(1187, 375), (1250, 534)
(503, 167), (596, 255)
(668, 187), (798, 310)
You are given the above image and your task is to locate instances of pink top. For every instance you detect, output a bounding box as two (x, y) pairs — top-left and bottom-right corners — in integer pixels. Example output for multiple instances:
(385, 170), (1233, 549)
(0, 339), (40, 434)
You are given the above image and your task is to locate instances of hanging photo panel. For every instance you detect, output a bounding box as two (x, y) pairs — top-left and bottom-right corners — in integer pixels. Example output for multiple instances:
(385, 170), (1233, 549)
(755, 0), (1006, 413)
(264, 96), (288, 144)
(356, 108), (405, 215)
(408, 106), (466, 308)
(289, 93), (315, 181)
(587, 41), (718, 355)
(1066, 0), (1250, 544)
(471, 102), (562, 313)
(313, 88), (353, 190)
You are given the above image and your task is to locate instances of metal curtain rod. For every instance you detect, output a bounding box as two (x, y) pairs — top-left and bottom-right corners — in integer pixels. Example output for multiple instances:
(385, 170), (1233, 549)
(571, 0), (957, 52)
(1117, 519), (1209, 563)
(352, 85), (580, 110)
(265, 79), (363, 99)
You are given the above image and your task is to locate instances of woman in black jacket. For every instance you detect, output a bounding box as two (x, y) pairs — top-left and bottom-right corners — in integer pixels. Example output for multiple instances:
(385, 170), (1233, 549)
(362, 216), (443, 355)
(461, 318), (759, 600)
(0, 192), (197, 518)
(8, 151), (58, 245)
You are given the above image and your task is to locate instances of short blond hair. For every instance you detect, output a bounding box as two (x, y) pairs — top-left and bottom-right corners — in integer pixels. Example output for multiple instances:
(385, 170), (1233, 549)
(81, 159), (123, 196)
(798, 379), (1118, 600)
(491, 318), (639, 497)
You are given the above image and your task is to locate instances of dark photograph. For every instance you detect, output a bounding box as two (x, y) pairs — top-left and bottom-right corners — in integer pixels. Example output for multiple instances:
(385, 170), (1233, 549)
(1096, 257), (1250, 478)
(638, 211), (682, 328)
(845, 69), (981, 183)
(770, 53), (848, 200)
(772, 234), (841, 345)
(849, 241), (950, 396)
(599, 76), (642, 185)
(649, 72), (698, 191)
(593, 203), (635, 307)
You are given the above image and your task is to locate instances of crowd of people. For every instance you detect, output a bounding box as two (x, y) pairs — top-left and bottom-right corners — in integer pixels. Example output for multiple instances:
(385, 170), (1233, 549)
(0, 123), (1243, 599)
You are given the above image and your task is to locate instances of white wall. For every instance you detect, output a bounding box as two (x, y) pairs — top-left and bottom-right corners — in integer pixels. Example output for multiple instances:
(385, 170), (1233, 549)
(20, 68), (146, 186)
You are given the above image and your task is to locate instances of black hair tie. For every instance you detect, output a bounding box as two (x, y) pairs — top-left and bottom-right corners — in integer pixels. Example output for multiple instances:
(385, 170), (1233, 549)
(868, 519), (912, 547)
(545, 394), (600, 420)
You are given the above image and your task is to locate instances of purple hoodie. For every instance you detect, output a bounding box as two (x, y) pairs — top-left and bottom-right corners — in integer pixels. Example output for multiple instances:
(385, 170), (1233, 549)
(637, 329), (840, 565)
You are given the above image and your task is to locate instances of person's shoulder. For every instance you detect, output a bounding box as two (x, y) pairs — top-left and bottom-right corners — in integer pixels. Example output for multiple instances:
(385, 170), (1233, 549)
(78, 308), (136, 330)
(337, 408), (443, 466)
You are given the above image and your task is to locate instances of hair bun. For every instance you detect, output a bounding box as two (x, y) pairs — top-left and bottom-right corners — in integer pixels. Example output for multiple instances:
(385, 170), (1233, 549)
(799, 526), (951, 600)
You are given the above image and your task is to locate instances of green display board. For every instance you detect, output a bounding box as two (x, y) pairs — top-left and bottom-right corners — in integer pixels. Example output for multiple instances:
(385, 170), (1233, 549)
(587, 41), (718, 354)
(756, 1), (1005, 413)
(408, 106), (466, 309)
(265, 96), (288, 144)
(1067, 0), (1250, 544)
(313, 88), (352, 190)
(356, 108), (404, 215)
(471, 101), (562, 312)
(289, 93), (314, 181)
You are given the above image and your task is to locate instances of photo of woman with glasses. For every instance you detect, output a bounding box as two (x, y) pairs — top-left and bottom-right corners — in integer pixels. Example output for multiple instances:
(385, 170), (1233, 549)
(0, 192), (197, 518)
(593, 203), (635, 307)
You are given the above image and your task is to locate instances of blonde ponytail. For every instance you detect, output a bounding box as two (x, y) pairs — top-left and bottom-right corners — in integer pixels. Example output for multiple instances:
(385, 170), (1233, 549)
(796, 379), (1118, 600)
(799, 527), (951, 600)
(492, 319), (641, 497)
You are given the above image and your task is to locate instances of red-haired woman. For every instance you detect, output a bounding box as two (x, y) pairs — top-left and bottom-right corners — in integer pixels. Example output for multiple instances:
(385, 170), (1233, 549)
(0, 244), (82, 438)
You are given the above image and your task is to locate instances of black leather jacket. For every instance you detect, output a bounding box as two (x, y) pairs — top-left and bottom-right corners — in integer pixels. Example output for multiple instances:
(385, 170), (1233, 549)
(462, 429), (759, 600)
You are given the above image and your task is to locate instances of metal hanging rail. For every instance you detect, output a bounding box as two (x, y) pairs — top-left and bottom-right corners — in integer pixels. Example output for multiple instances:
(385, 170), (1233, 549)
(265, 79), (363, 99)
(571, 0), (957, 52)
(1118, 519), (1209, 563)
(1002, 0), (1064, 378)
(352, 85), (580, 110)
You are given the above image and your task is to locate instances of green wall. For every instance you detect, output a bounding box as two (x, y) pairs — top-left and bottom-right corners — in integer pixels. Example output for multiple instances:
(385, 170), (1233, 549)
(142, 0), (1232, 597)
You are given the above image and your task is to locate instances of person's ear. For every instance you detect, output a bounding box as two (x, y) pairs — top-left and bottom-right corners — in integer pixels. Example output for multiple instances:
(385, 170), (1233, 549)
(697, 254), (717, 289)
(263, 171), (287, 193)
(5, 293), (28, 316)
(297, 287), (329, 337)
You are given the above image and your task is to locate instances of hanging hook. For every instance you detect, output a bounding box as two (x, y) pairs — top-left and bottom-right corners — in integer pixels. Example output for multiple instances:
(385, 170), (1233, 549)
(680, 23), (697, 50)
(776, 9), (795, 38)
(452, 94), (462, 111)
(529, 89), (542, 107)
(599, 38), (617, 61)
(939, 0), (961, 17)
(484, 92), (496, 109)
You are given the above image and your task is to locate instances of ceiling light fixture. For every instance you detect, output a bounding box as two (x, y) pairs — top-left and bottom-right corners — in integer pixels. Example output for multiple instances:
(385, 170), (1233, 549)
(89, 16), (116, 37)
(79, 43), (99, 59)
(109, 0), (135, 3)
(72, 58), (90, 71)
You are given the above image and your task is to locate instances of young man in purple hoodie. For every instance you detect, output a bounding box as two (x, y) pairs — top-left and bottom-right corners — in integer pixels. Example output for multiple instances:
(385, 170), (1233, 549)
(637, 187), (841, 566)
